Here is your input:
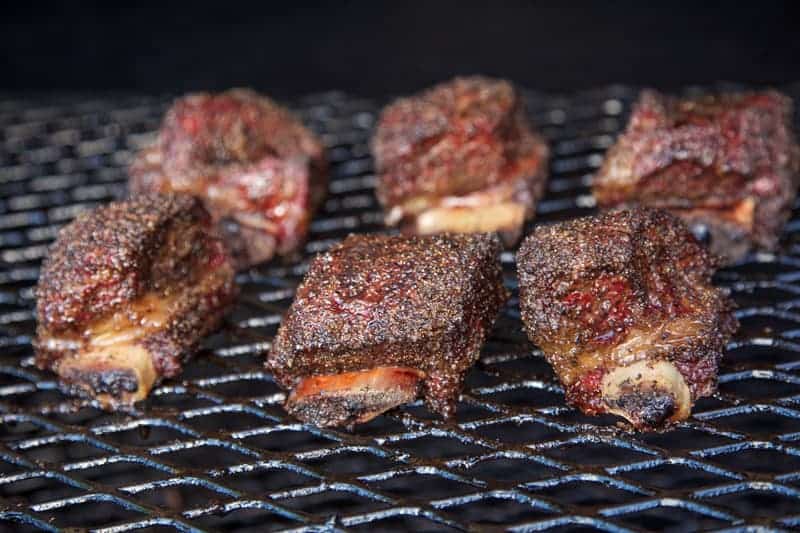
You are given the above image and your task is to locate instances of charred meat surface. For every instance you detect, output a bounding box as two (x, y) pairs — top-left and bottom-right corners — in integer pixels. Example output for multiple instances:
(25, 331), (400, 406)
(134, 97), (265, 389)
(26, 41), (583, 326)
(130, 88), (328, 268)
(593, 89), (800, 264)
(267, 233), (507, 427)
(517, 208), (737, 430)
(35, 195), (238, 408)
(372, 76), (549, 245)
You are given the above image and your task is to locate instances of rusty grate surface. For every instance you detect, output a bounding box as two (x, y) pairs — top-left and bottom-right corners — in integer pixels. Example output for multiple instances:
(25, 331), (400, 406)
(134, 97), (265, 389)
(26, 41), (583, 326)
(0, 85), (799, 532)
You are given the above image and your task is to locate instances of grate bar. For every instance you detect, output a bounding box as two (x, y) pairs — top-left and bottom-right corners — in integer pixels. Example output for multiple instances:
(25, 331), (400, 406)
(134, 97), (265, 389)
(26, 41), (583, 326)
(0, 85), (798, 531)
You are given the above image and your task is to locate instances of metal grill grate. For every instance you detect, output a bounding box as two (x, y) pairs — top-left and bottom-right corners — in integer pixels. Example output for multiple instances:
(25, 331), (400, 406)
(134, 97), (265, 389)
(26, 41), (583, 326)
(0, 85), (799, 532)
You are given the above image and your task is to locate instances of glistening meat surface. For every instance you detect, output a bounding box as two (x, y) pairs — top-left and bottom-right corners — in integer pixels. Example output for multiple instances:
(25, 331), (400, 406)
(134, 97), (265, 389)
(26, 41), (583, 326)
(130, 88), (328, 268)
(34, 195), (238, 408)
(593, 89), (800, 264)
(517, 208), (737, 430)
(372, 76), (548, 245)
(267, 232), (507, 427)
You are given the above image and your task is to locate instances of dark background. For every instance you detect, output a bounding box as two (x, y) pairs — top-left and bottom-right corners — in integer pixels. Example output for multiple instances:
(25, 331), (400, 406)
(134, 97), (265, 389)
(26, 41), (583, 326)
(2, 1), (799, 97)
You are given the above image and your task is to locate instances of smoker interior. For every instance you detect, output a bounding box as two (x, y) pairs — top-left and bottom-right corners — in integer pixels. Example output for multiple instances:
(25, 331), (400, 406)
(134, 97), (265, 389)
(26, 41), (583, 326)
(0, 86), (799, 532)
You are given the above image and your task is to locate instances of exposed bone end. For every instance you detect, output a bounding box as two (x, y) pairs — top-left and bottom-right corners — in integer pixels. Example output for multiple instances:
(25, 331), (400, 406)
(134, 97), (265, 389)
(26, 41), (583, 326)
(414, 203), (526, 242)
(42, 291), (167, 409)
(55, 343), (157, 409)
(601, 360), (691, 429)
(286, 366), (425, 428)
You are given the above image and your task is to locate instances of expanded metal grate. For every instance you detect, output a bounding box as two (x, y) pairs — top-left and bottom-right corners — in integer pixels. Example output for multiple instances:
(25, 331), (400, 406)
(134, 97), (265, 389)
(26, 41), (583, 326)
(0, 84), (799, 532)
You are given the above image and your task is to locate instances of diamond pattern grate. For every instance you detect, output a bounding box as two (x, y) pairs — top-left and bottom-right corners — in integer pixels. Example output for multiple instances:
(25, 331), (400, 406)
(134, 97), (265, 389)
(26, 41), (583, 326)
(0, 85), (799, 531)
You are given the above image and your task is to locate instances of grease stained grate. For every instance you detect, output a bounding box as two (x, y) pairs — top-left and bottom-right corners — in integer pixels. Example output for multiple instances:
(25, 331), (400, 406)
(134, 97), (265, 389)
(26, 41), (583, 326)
(0, 85), (799, 533)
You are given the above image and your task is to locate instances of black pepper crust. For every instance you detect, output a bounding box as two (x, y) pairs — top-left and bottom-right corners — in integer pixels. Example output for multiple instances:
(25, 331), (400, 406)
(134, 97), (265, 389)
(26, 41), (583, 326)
(267, 232), (508, 418)
(129, 88), (328, 268)
(35, 194), (238, 387)
(593, 89), (800, 264)
(37, 195), (206, 333)
(516, 208), (737, 418)
(371, 76), (549, 241)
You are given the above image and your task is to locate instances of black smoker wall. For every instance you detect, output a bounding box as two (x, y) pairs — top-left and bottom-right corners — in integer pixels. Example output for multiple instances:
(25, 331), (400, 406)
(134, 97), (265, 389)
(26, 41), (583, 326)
(2, 1), (798, 96)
